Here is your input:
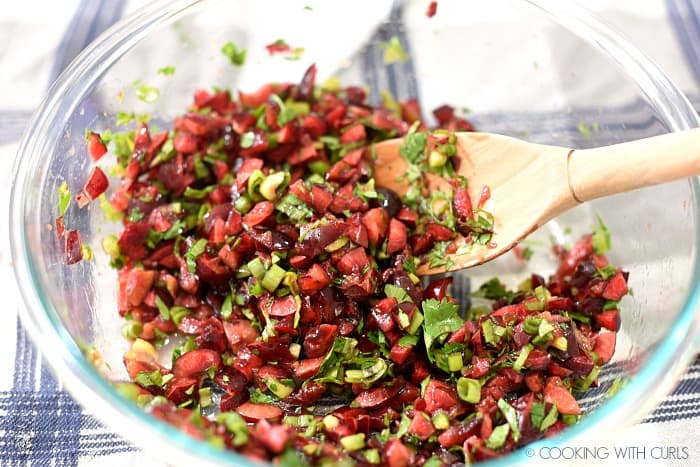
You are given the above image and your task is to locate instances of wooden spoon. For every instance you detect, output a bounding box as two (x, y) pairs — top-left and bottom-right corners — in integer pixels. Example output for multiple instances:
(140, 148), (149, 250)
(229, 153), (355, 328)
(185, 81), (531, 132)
(371, 129), (700, 275)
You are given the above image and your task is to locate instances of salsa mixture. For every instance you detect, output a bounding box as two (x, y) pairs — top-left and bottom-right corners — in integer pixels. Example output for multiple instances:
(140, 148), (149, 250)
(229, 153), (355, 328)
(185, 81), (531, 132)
(65, 60), (627, 466)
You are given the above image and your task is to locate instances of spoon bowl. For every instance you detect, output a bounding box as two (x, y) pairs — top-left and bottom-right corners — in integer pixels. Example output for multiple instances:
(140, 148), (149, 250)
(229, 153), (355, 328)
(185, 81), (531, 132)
(372, 128), (700, 275)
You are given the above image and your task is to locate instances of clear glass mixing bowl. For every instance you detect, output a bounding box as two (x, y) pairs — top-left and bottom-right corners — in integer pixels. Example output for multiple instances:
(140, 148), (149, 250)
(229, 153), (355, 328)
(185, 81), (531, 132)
(9, 0), (700, 465)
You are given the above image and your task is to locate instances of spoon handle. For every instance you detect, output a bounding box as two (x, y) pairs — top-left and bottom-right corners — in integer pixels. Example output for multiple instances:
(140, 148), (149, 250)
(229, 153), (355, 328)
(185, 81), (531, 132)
(568, 127), (700, 202)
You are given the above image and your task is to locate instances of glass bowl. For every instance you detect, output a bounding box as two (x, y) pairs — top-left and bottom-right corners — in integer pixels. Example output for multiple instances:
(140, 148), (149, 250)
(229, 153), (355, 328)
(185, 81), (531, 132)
(9, 0), (700, 465)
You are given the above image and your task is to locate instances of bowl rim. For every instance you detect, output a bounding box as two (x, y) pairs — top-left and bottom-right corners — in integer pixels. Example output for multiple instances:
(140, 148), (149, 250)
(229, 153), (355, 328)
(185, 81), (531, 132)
(9, 0), (700, 466)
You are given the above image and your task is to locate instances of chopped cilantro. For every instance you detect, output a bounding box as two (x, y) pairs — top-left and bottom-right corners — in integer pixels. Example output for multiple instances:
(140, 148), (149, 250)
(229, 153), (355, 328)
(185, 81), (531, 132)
(58, 181), (71, 216)
(134, 369), (172, 388)
(217, 412), (250, 446)
(127, 207), (144, 222)
(353, 179), (384, 203)
(116, 111), (135, 126)
(158, 65), (176, 76)
(422, 298), (463, 357)
(271, 95), (297, 126)
(426, 241), (452, 269)
(382, 36), (409, 64)
(399, 131), (427, 164)
(596, 264), (617, 280)
(276, 193), (313, 222)
(184, 238), (208, 273)
(473, 277), (509, 300)
(592, 214), (611, 254)
(221, 41), (246, 66)
(402, 256), (417, 275)
(250, 387), (280, 404)
(578, 122), (592, 140)
(497, 398), (521, 442)
(134, 82), (160, 103)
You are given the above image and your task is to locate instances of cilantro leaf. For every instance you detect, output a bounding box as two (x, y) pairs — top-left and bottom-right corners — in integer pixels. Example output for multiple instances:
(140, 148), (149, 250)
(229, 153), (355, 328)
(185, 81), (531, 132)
(596, 264), (617, 280)
(402, 256), (417, 275)
(354, 179), (384, 203)
(184, 238), (208, 273)
(399, 131), (427, 164)
(422, 298), (463, 358)
(423, 299), (463, 336)
(221, 41), (246, 66)
(472, 277), (509, 300)
(250, 388), (280, 404)
(592, 214), (611, 254)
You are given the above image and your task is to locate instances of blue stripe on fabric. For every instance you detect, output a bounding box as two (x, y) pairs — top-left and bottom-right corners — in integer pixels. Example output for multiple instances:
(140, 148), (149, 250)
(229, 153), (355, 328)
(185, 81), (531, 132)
(48, 0), (100, 83)
(0, 110), (35, 144)
(48, 0), (125, 84)
(387, 0), (419, 101)
(3, 0), (129, 464)
(683, 0), (700, 57)
(360, 1), (420, 106)
(667, 0), (700, 84)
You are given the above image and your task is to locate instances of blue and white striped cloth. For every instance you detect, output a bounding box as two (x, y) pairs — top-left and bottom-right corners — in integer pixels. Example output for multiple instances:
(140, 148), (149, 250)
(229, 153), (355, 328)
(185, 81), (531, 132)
(0, 1), (699, 466)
